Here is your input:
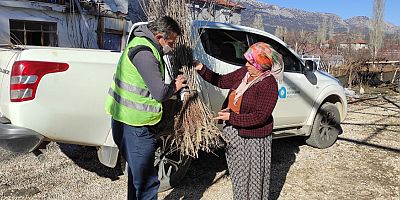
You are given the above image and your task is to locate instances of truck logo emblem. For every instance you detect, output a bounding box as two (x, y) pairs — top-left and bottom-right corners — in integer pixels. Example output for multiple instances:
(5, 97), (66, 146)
(278, 87), (287, 99)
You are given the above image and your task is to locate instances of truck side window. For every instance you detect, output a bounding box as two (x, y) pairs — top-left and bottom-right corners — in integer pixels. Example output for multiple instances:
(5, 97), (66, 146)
(199, 28), (248, 66)
(249, 33), (303, 73)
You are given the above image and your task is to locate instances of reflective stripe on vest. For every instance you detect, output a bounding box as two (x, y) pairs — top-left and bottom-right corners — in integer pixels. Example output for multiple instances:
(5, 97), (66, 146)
(113, 75), (151, 97)
(107, 88), (160, 113)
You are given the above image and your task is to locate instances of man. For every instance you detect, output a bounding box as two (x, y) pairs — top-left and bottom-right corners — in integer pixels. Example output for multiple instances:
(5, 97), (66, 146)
(105, 16), (186, 200)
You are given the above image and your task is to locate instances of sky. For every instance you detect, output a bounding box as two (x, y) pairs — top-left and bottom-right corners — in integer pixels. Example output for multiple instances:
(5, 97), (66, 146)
(259, 0), (400, 26)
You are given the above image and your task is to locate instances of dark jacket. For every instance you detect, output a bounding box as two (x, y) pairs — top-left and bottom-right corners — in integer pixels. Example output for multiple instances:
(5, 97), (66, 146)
(128, 24), (176, 101)
(198, 66), (278, 138)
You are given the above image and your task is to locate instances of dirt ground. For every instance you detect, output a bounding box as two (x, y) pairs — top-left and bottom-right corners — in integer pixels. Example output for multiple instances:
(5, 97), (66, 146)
(0, 95), (399, 200)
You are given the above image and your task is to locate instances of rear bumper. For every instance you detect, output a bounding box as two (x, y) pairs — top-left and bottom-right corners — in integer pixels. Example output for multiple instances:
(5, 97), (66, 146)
(0, 117), (44, 153)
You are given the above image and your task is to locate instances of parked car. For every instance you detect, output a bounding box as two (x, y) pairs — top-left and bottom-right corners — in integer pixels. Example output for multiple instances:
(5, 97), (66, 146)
(0, 20), (347, 191)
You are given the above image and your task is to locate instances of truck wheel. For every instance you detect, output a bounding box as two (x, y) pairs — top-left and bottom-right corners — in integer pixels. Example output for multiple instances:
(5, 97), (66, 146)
(120, 131), (192, 192)
(306, 102), (342, 149)
(155, 132), (191, 192)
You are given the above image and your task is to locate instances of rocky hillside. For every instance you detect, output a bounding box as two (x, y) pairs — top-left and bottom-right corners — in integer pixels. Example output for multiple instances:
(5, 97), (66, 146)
(240, 0), (400, 35)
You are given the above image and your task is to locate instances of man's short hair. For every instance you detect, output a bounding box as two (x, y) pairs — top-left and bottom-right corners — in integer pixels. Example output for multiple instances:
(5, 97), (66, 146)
(148, 16), (182, 38)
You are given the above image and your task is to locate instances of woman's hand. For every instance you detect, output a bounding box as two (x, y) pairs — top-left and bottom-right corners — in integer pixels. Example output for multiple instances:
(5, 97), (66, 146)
(193, 60), (203, 71)
(213, 108), (231, 121)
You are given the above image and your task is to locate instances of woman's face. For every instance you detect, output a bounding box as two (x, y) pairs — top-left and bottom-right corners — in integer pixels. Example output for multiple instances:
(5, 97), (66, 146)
(245, 62), (263, 76)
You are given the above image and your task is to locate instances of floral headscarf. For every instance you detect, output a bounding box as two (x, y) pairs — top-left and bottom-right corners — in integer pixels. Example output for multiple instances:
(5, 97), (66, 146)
(233, 42), (284, 105)
(244, 42), (284, 81)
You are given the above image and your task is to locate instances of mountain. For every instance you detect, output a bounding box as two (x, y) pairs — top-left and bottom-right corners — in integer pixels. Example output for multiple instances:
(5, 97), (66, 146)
(240, 0), (400, 36)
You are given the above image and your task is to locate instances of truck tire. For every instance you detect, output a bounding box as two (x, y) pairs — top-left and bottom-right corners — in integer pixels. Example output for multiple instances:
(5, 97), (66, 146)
(306, 102), (342, 149)
(120, 131), (192, 192)
(155, 132), (192, 192)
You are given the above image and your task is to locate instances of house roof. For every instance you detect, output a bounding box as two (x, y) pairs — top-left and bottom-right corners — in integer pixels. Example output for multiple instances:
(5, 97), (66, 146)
(193, 0), (245, 9)
(354, 39), (367, 44)
(339, 39), (368, 45)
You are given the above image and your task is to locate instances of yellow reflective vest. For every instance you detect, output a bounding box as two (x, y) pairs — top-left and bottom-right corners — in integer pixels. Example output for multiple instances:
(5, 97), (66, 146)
(105, 36), (165, 126)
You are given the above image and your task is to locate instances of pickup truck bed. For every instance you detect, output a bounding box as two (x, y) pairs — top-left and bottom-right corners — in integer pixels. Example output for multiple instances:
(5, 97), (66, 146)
(0, 46), (121, 152)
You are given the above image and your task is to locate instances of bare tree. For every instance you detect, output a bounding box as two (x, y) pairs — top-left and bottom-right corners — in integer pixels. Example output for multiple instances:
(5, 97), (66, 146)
(283, 27), (288, 41)
(251, 14), (264, 30)
(285, 29), (319, 55)
(274, 26), (288, 41)
(342, 49), (371, 87)
(370, 0), (386, 60)
(317, 16), (327, 44)
(274, 26), (283, 39)
(328, 17), (334, 40)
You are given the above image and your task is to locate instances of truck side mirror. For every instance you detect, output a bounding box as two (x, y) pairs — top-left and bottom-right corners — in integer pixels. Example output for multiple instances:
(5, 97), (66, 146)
(305, 60), (317, 72)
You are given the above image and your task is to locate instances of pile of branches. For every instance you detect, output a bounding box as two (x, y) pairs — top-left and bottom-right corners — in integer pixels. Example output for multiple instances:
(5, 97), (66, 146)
(140, 0), (222, 157)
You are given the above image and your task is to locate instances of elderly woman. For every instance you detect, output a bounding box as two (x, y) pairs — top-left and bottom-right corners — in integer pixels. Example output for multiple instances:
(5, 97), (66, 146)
(194, 42), (283, 199)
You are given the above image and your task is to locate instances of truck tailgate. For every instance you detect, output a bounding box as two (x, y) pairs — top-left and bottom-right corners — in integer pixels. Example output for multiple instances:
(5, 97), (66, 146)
(4, 47), (121, 146)
(0, 48), (20, 107)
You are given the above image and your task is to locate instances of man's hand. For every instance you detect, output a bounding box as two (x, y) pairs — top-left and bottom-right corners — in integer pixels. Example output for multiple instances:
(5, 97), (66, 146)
(193, 60), (204, 71)
(175, 74), (188, 92)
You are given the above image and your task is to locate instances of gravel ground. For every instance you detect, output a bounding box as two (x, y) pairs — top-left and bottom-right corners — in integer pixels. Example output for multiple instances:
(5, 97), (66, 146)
(0, 95), (399, 200)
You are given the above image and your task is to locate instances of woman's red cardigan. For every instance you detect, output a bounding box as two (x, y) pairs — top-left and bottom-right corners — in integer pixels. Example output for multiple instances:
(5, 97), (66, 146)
(198, 66), (278, 138)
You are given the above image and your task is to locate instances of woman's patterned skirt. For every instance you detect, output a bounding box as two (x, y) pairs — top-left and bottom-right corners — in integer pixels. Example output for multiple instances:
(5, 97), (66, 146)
(223, 125), (272, 200)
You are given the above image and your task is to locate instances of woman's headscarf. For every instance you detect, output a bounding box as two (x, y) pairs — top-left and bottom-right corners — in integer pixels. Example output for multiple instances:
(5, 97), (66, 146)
(233, 42), (284, 105)
(243, 42), (284, 81)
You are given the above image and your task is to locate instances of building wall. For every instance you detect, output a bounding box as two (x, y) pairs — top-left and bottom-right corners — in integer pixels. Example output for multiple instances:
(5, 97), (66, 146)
(354, 43), (368, 50)
(0, 1), (99, 48)
(339, 43), (368, 50)
(103, 17), (132, 51)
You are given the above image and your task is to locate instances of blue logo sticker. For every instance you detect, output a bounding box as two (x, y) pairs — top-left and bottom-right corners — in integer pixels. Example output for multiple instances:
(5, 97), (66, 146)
(278, 87), (287, 99)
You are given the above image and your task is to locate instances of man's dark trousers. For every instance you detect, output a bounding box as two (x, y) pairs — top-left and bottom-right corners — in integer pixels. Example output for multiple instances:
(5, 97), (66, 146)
(112, 119), (159, 200)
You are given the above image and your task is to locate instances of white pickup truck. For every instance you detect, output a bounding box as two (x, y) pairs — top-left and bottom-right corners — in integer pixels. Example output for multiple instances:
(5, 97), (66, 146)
(0, 20), (347, 191)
